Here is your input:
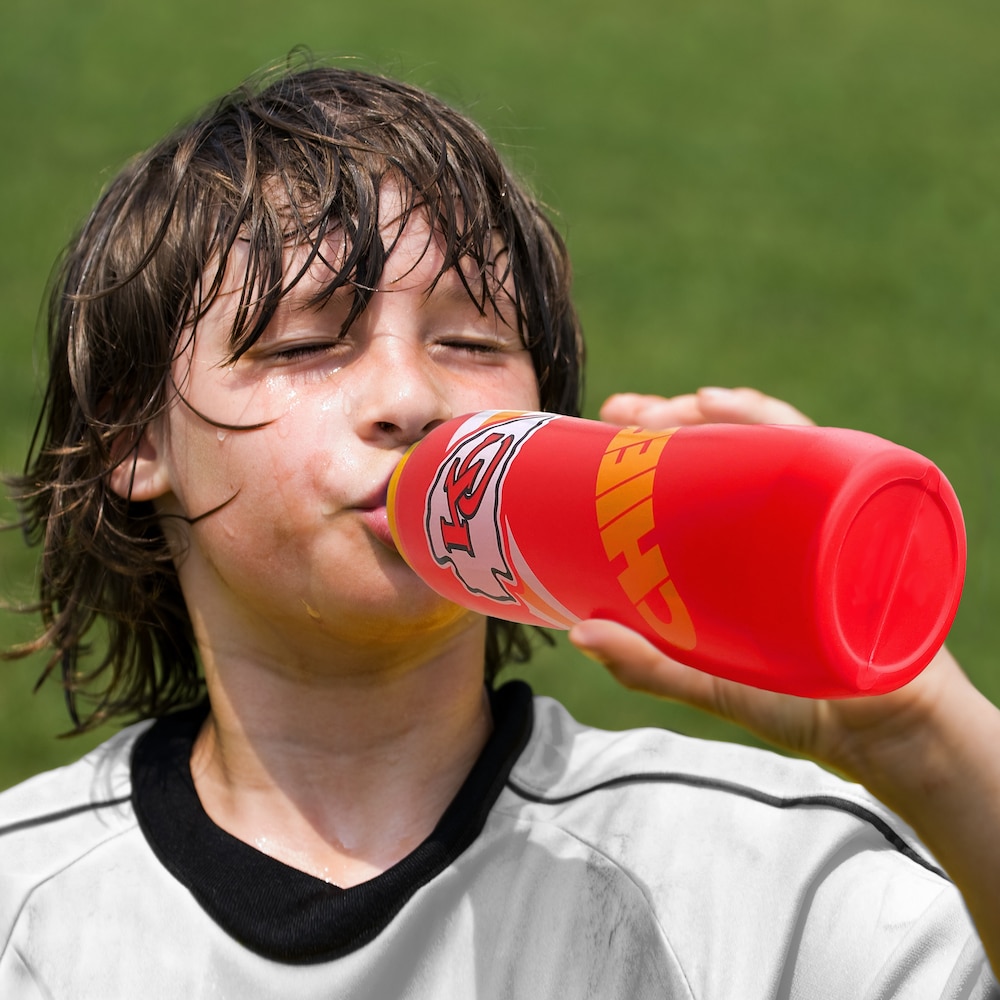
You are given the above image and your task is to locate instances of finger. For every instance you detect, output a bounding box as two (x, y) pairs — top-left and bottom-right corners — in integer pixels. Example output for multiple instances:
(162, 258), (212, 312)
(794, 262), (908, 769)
(695, 387), (814, 426)
(599, 392), (713, 428)
(599, 388), (814, 430)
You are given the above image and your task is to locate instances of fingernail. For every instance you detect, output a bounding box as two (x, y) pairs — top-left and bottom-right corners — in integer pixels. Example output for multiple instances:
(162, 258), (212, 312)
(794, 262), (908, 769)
(569, 623), (604, 663)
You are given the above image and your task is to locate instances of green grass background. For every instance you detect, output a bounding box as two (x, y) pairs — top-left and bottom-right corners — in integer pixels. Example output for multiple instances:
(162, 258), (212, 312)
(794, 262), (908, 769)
(2, 0), (999, 788)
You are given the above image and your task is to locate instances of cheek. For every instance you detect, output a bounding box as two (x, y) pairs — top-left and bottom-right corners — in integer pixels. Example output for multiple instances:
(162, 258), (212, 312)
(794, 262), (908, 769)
(248, 412), (353, 528)
(508, 354), (542, 410)
(453, 362), (541, 415)
(500, 365), (542, 413)
(162, 423), (231, 517)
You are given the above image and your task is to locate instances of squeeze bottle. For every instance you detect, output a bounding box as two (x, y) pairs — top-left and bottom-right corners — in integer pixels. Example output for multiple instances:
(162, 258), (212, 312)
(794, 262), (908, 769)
(387, 410), (966, 698)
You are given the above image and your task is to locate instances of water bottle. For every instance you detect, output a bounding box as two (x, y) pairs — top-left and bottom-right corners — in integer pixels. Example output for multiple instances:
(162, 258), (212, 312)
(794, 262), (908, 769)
(387, 410), (966, 698)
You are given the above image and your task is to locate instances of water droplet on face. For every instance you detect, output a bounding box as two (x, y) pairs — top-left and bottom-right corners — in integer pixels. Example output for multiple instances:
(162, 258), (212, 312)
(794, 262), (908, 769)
(217, 430), (227, 442)
(319, 389), (342, 414)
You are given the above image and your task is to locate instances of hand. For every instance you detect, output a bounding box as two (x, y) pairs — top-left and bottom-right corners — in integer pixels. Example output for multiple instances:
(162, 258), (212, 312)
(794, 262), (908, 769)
(567, 616), (961, 783)
(581, 385), (965, 784)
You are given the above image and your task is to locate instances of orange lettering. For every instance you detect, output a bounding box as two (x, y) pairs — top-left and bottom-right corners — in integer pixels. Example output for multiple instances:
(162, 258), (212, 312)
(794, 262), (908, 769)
(596, 426), (696, 651)
(599, 500), (668, 603)
(595, 428), (676, 494)
(637, 579), (697, 650)
(595, 469), (657, 528)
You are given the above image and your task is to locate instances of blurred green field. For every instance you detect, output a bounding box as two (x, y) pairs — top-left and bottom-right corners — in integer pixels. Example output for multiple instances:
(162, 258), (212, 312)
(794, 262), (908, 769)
(2, 0), (999, 789)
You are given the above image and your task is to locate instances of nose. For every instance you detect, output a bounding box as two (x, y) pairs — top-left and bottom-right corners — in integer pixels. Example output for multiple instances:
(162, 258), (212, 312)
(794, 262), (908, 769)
(349, 333), (453, 447)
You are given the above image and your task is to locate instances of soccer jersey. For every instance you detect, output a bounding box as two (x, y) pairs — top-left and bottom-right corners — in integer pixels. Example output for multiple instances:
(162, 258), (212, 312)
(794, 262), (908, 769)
(1, 680), (996, 998)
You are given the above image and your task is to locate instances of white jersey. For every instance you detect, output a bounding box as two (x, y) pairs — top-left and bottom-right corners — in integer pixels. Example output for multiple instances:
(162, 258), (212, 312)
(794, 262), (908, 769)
(0, 681), (996, 999)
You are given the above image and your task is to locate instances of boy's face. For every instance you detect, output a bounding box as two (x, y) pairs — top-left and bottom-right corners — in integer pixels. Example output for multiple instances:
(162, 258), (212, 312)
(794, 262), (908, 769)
(134, 185), (540, 663)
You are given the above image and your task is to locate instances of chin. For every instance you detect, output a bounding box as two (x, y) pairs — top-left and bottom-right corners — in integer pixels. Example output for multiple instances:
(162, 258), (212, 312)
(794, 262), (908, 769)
(305, 577), (478, 642)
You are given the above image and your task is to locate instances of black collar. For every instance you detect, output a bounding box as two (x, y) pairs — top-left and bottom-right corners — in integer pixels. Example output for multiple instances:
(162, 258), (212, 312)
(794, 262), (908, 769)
(132, 680), (534, 964)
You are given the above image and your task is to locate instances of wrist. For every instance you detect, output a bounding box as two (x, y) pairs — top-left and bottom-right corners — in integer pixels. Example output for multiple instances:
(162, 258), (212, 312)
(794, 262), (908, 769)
(838, 650), (1000, 832)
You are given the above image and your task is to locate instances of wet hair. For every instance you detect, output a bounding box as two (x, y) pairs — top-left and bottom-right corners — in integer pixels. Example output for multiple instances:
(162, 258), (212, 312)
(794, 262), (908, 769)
(4, 58), (584, 732)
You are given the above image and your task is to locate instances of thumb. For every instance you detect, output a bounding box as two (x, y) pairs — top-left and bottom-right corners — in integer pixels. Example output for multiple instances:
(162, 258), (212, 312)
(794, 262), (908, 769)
(569, 618), (723, 714)
(570, 619), (831, 759)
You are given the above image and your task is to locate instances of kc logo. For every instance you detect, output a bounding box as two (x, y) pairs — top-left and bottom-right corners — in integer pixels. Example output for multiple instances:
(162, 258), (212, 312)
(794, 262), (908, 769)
(436, 432), (514, 555)
(425, 411), (556, 603)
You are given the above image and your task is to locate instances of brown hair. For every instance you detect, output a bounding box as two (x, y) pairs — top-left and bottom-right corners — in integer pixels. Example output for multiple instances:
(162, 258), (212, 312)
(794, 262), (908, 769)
(4, 58), (584, 731)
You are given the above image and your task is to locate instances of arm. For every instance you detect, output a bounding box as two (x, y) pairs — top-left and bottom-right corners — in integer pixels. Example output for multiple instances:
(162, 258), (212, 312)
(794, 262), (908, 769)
(572, 387), (1000, 976)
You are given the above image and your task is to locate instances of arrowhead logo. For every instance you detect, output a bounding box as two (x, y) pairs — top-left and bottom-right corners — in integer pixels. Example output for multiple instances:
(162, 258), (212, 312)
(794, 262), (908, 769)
(426, 412), (556, 603)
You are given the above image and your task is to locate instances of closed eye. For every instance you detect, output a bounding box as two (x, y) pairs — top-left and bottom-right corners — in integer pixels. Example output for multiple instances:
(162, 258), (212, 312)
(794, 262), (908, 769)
(440, 338), (504, 355)
(271, 342), (341, 362)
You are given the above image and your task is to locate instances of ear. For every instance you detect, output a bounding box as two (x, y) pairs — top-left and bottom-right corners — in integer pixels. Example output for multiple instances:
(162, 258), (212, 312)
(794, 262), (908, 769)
(108, 423), (172, 502)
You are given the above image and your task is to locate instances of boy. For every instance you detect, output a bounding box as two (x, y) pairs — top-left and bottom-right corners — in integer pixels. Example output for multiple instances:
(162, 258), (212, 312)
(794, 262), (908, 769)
(1, 60), (998, 997)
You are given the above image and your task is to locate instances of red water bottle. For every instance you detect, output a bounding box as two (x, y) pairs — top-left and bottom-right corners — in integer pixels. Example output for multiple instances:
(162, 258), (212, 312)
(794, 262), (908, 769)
(387, 411), (966, 697)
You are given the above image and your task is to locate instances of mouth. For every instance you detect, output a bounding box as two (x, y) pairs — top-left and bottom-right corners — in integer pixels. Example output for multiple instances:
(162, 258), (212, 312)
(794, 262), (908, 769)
(355, 480), (390, 511)
(359, 505), (397, 550)
(354, 480), (397, 550)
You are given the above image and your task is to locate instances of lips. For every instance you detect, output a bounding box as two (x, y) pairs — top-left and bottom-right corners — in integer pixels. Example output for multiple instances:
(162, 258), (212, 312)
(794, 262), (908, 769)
(355, 481), (390, 511)
(354, 478), (397, 550)
(359, 506), (396, 550)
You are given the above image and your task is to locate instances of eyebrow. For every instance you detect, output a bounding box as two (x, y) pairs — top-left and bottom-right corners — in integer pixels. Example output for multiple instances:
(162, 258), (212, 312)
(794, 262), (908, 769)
(267, 245), (520, 336)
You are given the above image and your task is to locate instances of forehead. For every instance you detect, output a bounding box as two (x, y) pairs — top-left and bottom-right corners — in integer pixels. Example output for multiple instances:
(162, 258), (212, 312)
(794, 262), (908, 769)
(190, 182), (516, 353)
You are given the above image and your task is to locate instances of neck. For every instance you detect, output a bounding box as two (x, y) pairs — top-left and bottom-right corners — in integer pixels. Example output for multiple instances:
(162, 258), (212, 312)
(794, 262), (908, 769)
(189, 617), (494, 887)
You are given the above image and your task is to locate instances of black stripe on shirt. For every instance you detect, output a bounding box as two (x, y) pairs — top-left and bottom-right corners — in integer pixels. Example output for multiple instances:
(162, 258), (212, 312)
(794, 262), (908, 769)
(0, 794), (132, 838)
(506, 771), (947, 880)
